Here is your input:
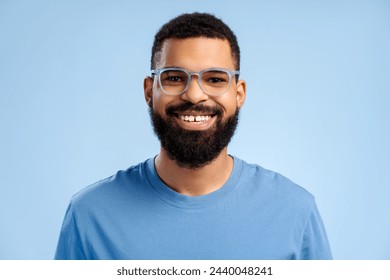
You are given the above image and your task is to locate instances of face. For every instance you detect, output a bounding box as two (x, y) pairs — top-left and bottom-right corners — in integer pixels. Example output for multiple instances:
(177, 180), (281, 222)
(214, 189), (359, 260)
(144, 38), (246, 168)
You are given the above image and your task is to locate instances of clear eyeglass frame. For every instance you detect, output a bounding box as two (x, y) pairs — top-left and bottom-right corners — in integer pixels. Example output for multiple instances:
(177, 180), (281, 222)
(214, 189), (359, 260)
(151, 67), (240, 96)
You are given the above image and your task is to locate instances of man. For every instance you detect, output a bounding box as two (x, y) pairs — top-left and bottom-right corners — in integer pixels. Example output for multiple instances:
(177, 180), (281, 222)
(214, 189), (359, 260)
(55, 13), (332, 259)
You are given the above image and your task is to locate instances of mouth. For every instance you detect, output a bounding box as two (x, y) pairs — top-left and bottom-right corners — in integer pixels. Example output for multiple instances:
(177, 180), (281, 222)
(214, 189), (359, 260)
(171, 111), (217, 130)
(178, 114), (213, 123)
(166, 103), (221, 129)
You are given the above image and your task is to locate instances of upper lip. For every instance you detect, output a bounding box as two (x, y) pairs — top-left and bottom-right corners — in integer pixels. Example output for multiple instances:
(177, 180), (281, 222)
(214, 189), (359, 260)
(175, 111), (215, 116)
(167, 103), (221, 117)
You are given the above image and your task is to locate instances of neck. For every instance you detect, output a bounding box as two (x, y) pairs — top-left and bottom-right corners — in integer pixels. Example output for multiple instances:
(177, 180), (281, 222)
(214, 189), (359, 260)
(154, 148), (233, 196)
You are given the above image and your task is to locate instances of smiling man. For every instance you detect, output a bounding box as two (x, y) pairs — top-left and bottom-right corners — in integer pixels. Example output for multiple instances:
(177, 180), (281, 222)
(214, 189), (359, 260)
(55, 13), (332, 260)
(146, 37), (245, 196)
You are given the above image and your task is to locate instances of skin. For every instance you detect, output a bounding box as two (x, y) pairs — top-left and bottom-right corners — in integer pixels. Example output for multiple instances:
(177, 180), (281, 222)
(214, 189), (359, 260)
(144, 38), (246, 196)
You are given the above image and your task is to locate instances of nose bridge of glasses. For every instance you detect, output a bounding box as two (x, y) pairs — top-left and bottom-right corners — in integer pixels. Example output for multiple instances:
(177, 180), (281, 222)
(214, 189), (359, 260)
(187, 72), (204, 90)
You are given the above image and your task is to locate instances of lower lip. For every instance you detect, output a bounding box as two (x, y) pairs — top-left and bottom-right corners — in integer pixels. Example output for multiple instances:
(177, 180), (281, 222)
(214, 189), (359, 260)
(175, 115), (216, 130)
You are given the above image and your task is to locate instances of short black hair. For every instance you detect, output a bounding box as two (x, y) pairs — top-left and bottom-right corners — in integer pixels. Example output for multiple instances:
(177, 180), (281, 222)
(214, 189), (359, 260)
(151, 12), (240, 70)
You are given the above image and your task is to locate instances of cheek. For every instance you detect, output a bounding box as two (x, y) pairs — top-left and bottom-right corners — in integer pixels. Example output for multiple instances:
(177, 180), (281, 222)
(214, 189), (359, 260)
(214, 93), (238, 114)
(152, 91), (177, 113)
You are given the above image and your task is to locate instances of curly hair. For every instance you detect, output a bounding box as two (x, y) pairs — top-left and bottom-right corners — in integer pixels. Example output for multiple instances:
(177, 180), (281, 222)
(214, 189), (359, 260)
(151, 12), (240, 70)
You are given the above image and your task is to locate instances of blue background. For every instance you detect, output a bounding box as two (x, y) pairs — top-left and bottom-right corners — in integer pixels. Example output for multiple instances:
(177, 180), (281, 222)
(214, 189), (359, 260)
(0, 0), (389, 259)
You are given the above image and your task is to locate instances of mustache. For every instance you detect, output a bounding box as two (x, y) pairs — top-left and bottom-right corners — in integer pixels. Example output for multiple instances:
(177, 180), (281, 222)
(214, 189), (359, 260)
(166, 103), (223, 116)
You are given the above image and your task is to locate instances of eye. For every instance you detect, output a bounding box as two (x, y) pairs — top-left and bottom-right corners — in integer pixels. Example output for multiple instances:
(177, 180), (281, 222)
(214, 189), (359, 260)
(207, 77), (227, 83)
(203, 71), (229, 86)
(167, 76), (183, 82)
(160, 70), (187, 85)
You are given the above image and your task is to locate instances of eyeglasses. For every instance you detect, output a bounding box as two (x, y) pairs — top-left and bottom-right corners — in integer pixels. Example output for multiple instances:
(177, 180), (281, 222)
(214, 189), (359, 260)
(151, 67), (240, 96)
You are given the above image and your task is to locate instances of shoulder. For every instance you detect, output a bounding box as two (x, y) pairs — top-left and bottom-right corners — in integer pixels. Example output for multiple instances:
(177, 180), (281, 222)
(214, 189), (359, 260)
(235, 157), (315, 209)
(70, 160), (150, 211)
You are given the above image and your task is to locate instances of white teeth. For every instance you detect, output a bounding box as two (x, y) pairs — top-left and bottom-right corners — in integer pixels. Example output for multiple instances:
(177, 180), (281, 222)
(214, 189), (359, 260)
(180, 115), (211, 122)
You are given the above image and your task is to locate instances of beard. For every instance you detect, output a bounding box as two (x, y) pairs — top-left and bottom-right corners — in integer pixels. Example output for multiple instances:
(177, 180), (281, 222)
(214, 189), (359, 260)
(149, 101), (240, 169)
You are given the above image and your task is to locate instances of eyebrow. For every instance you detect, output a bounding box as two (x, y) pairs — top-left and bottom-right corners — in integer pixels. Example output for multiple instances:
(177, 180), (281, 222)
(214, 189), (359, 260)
(156, 66), (232, 71)
(158, 65), (184, 69)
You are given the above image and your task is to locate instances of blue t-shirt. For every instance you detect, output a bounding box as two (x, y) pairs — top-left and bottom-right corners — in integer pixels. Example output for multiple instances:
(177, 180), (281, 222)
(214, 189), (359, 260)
(55, 156), (332, 259)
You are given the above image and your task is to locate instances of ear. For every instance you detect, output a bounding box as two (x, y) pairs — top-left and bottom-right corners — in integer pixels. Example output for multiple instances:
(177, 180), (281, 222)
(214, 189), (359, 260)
(144, 76), (153, 105)
(236, 79), (246, 109)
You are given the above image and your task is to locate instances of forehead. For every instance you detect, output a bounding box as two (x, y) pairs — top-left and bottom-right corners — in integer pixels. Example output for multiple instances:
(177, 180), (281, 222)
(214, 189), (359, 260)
(155, 38), (235, 70)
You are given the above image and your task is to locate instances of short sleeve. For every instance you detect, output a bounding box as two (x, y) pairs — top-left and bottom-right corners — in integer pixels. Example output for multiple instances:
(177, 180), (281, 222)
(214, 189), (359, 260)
(299, 202), (332, 260)
(54, 203), (86, 260)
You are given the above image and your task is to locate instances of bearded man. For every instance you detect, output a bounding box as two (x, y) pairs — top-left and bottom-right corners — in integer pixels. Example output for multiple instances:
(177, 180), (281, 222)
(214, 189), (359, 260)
(55, 12), (332, 260)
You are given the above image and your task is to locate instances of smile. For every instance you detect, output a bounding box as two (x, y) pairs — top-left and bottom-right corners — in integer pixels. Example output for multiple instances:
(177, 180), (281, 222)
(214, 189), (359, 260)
(179, 115), (212, 122)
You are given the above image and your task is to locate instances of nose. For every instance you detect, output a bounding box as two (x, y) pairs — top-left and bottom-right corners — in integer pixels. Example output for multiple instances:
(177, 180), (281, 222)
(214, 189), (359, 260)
(180, 74), (208, 104)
